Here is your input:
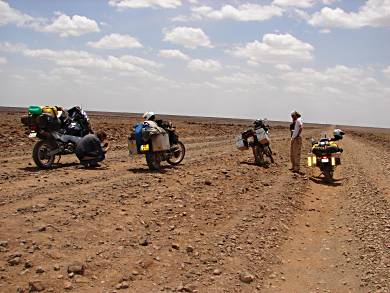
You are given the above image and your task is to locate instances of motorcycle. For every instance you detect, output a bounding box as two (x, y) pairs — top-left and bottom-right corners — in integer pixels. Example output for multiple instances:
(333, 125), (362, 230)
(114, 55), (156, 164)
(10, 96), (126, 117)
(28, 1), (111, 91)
(21, 106), (90, 169)
(128, 120), (185, 171)
(236, 119), (274, 166)
(307, 130), (344, 181)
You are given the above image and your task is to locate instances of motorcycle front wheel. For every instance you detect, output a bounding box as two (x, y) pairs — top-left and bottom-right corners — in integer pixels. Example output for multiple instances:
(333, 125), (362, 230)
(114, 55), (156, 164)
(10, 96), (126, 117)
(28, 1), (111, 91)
(32, 140), (56, 169)
(145, 152), (162, 171)
(167, 141), (185, 165)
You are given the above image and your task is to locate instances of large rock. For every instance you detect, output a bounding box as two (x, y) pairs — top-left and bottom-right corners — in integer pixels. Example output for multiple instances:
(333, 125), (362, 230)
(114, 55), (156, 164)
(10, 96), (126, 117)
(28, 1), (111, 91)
(67, 262), (85, 275)
(239, 272), (254, 283)
(28, 280), (45, 292)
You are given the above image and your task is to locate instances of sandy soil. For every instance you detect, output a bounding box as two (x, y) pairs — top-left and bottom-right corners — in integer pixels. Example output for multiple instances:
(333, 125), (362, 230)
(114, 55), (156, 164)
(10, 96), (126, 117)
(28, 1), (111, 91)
(0, 110), (388, 293)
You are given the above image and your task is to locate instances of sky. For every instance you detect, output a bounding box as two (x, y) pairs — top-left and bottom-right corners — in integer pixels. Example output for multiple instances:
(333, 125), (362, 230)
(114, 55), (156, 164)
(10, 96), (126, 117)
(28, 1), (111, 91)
(0, 0), (389, 128)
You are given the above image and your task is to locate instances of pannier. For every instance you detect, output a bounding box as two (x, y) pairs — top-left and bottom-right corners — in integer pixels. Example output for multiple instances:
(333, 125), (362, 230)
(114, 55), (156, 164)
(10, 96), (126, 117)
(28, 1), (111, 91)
(235, 135), (248, 150)
(21, 115), (38, 126)
(36, 113), (61, 130)
(312, 145), (342, 156)
(255, 128), (269, 144)
(150, 133), (170, 152)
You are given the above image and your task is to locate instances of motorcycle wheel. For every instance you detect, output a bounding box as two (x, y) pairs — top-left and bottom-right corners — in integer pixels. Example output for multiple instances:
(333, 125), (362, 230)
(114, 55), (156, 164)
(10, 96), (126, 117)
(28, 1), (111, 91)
(145, 152), (162, 171)
(264, 145), (274, 164)
(32, 140), (56, 169)
(253, 145), (264, 166)
(167, 141), (185, 165)
(323, 166), (334, 182)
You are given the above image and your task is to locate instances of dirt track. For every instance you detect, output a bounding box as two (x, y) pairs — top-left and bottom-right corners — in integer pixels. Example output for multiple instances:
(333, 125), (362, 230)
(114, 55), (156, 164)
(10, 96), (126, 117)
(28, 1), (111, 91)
(0, 110), (389, 293)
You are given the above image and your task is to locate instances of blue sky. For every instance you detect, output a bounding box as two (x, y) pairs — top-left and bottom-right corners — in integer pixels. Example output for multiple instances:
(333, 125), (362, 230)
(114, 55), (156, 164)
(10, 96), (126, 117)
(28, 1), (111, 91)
(0, 0), (389, 127)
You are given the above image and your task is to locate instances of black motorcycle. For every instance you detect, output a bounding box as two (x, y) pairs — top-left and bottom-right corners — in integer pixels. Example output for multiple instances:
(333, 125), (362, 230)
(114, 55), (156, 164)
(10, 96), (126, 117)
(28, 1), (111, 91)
(21, 107), (91, 169)
(236, 119), (274, 166)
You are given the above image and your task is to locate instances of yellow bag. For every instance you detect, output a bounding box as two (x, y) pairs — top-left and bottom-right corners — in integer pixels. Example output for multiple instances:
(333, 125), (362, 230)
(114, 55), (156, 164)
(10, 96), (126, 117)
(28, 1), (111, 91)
(42, 106), (58, 117)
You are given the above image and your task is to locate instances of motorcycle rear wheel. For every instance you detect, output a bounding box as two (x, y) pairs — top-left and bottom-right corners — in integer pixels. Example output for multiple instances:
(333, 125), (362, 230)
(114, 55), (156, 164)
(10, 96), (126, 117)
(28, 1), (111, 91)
(145, 152), (162, 171)
(32, 140), (56, 169)
(264, 145), (274, 164)
(322, 167), (334, 182)
(167, 141), (185, 165)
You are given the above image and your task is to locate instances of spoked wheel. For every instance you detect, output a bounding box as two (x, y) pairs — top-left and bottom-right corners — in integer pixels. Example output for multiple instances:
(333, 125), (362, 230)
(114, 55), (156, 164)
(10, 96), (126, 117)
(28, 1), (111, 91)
(32, 140), (56, 169)
(167, 141), (185, 165)
(145, 152), (162, 171)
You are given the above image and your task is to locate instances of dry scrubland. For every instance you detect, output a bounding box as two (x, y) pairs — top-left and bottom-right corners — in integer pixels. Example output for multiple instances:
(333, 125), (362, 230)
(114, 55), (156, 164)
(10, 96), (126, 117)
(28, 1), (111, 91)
(0, 109), (389, 293)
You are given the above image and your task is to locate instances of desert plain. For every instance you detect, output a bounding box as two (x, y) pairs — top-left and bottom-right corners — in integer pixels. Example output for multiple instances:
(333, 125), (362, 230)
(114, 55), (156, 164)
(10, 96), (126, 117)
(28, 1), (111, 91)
(0, 108), (389, 293)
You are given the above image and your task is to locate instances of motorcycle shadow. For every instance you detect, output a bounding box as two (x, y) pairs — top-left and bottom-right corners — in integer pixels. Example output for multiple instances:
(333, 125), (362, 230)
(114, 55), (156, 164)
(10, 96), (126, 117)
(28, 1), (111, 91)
(240, 161), (270, 168)
(20, 162), (80, 172)
(309, 176), (345, 187)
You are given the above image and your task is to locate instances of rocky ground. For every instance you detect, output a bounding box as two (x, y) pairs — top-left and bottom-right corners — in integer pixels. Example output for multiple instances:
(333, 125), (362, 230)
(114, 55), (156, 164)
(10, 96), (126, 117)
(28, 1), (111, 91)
(0, 109), (388, 293)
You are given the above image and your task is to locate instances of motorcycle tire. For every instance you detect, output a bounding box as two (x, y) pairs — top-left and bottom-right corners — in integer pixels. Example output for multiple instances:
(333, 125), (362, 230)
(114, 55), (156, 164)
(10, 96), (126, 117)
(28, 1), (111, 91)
(145, 152), (162, 171)
(323, 166), (334, 182)
(167, 141), (185, 166)
(32, 140), (57, 169)
(264, 145), (274, 164)
(253, 145), (264, 166)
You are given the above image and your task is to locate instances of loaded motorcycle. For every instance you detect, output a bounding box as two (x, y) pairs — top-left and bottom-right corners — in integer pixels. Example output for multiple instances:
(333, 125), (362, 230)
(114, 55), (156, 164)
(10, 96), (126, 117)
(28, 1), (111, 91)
(21, 106), (91, 169)
(307, 129), (344, 181)
(128, 120), (185, 170)
(236, 119), (274, 166)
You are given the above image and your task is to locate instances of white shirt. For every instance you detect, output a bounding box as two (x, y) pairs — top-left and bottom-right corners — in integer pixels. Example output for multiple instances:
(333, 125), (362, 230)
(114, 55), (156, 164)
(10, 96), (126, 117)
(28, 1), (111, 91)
(291, 117), (303, 139)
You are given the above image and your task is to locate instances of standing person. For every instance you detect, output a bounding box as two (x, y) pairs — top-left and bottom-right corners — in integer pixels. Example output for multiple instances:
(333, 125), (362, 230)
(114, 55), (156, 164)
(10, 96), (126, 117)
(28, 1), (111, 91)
(290, 111), (303, 174)
(75, 130), (109, 168)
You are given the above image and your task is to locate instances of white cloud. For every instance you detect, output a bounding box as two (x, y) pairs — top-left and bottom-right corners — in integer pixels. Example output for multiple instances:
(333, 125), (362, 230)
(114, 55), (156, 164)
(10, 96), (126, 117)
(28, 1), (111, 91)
(163, 26), (211, 49)
(158, 49), (189, 60)
(230, 33), (314, 64)
(383, 66), (390, 78)
(272, 0), (315, 8)
(309, 0), (390, 29)
(0, 42), (26, 53)
(215, 72), (270, 86)
(187, 59), (222, 72)
(0, 56), (7, 64)
(42, 13), (100, 37)
(179, 4), (283, 22)
(0, 2), (100, 37)
(275, 64), (292, 71)
(87, 33), (142, 49)
(0, 0), (35, 27)
(108, 0), (182, 9)
(120, 55), (162, 68)
(51, 67), (82, 76)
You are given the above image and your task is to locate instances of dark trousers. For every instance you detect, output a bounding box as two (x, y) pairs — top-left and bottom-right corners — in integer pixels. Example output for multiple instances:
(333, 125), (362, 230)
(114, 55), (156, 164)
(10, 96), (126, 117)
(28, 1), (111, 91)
(76, 152), (105, 166)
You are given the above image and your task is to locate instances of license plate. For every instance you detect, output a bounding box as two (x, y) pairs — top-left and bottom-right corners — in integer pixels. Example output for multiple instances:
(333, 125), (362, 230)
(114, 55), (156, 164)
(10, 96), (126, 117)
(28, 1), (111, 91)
(28, 132), (37, 138)
(321, 158), (329, 163)
(140, 144), (150, 151)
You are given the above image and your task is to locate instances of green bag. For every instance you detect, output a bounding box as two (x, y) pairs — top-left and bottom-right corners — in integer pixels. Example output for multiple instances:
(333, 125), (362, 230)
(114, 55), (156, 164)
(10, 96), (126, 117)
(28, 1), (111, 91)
(28, 105), (42, 115)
